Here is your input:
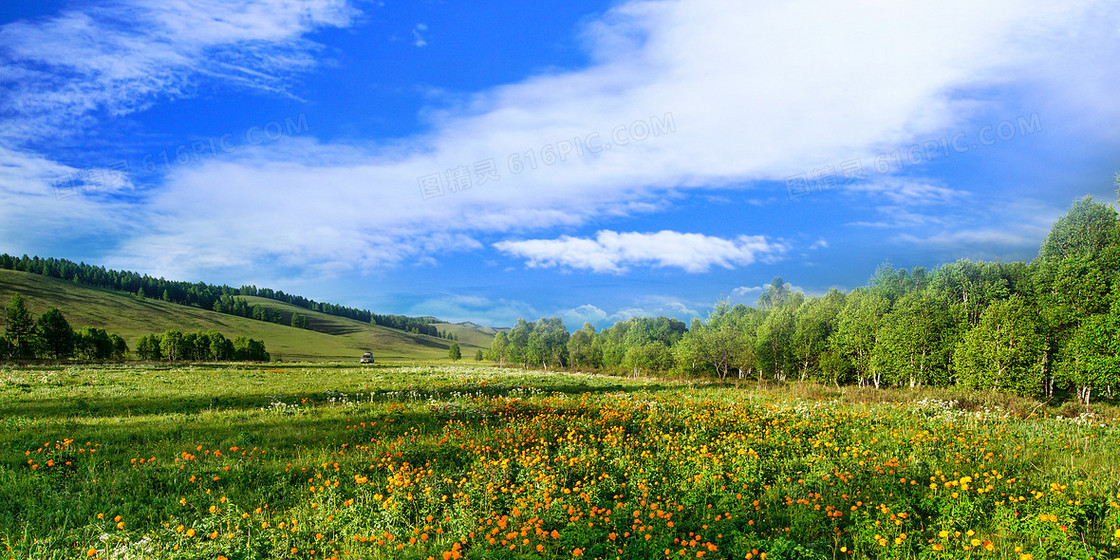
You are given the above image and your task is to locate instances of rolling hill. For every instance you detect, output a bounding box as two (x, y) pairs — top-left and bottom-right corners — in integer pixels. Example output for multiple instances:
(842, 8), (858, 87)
(0, 269), (492, 361)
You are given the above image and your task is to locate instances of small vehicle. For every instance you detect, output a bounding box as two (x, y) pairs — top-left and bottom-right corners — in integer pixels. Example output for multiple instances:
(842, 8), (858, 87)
(360, 352), (375, 364)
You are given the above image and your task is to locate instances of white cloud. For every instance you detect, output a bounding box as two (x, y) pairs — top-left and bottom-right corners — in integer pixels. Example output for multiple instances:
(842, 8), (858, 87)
(845, 179), (968, 206)
(558, 296), (702, 329)
(0, 146), (142, 255)
(3, 0), (1119, 279)
(412, 23), (428, 47)
(494, 230), (787, 273)
(732, 285), (765, 297)
(893, 227), (1050, 262)
(855, 189), (1062, 261)
(731, 282), (815, 304)
(559, 304), (611, 327)
(0, 0), (355, 144)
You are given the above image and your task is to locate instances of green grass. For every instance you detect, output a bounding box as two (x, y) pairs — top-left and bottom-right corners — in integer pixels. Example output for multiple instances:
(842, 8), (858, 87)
(0, 269), (491, 361)
(1, 363), (1118, 560)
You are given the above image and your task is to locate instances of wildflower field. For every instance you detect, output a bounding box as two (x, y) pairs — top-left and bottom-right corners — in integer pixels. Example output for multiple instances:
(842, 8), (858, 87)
(1, 364), (1118, 560)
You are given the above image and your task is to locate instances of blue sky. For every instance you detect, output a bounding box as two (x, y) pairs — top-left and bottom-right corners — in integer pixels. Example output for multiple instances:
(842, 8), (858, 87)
(2, 1), (1119, 329)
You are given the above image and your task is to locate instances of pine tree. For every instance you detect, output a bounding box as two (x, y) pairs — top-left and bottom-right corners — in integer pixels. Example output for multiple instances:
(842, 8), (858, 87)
(37, 307), (75, 360)
(4, 294), (36, 359)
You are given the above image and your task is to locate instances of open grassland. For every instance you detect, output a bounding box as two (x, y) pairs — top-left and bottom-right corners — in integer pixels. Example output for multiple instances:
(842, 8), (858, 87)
(1, 364), (1119, 560)
(0, 269), (489, 361)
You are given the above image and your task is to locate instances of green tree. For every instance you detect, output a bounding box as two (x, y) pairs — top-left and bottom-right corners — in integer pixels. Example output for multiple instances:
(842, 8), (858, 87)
(448, 342), (461, 361)
(160, 330), (183, 361)
(597, 321), (630, 370)
(868, 263), (927, 303)
(818, 347), (853, 387)
(136, 334), (162, 360)
(206, 330), (234, 361)
(75, 327), (113, 361)
(757, 277), (791, 311)
(474, 348), (484, 362)
(672, 321), (706, 377)
(1032, 195), (1120, 395)
(506, 319), (534, 367)
(232, 336), (270, 362)
(952, 295), (1047, 396)
(109, 334), (128, 361)
(529, 317), (569, 369)
(4, 293), (36, 359)
(929, 260), (1013, 326)
(181, 332), (201, 361)
(871, 291), (955, 388)
(792, 290), (844, 380)
(1054, 288), (1120, 406)
(674, 303), (757, 381)
(567, 323), (602, 370)
(1034, 196), (1120, 332)
(485, 331), (510, 366)
(693, 321), (745, 380)
(831, 289), (891, 387)
(756, 294), (803, 381)
(36, 307), (75, 360)
(623, 342), (674, 376)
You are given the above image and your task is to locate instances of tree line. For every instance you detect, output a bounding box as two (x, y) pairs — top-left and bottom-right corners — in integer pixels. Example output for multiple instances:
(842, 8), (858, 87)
(0, 254), (439, 336)
(2, 294), (128, 361)
(1, 293), (268, 362)
(211, 294), (310, 328)
(488, 184), (1120, 405)
(135, 330), (270, 362)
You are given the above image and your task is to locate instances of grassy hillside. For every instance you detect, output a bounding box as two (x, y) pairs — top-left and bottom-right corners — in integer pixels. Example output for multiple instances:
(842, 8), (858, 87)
(0, 269), (491, 361)
(430, 321), (502, 348)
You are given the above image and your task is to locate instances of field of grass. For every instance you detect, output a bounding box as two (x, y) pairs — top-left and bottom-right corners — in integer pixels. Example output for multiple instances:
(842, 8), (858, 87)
(1, 363), (1119, 560)
(0, 269), (490, 361)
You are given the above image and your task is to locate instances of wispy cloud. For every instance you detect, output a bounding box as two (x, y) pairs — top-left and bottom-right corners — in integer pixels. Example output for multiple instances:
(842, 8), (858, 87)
(412, 23), (428, 47)
(3, 0), (1118, 282)
(845, 179), (969, 206)
(494, 230), (788, 273)
(0, 0), (355, 145)
(558, 296), (702, 329)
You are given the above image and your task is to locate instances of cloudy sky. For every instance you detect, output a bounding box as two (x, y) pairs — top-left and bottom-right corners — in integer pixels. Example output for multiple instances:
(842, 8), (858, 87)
(2, 1), (1119, 329)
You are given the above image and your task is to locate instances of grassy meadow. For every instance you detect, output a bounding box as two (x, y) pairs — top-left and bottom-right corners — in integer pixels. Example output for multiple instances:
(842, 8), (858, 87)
(1, 363), (1119, 560)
